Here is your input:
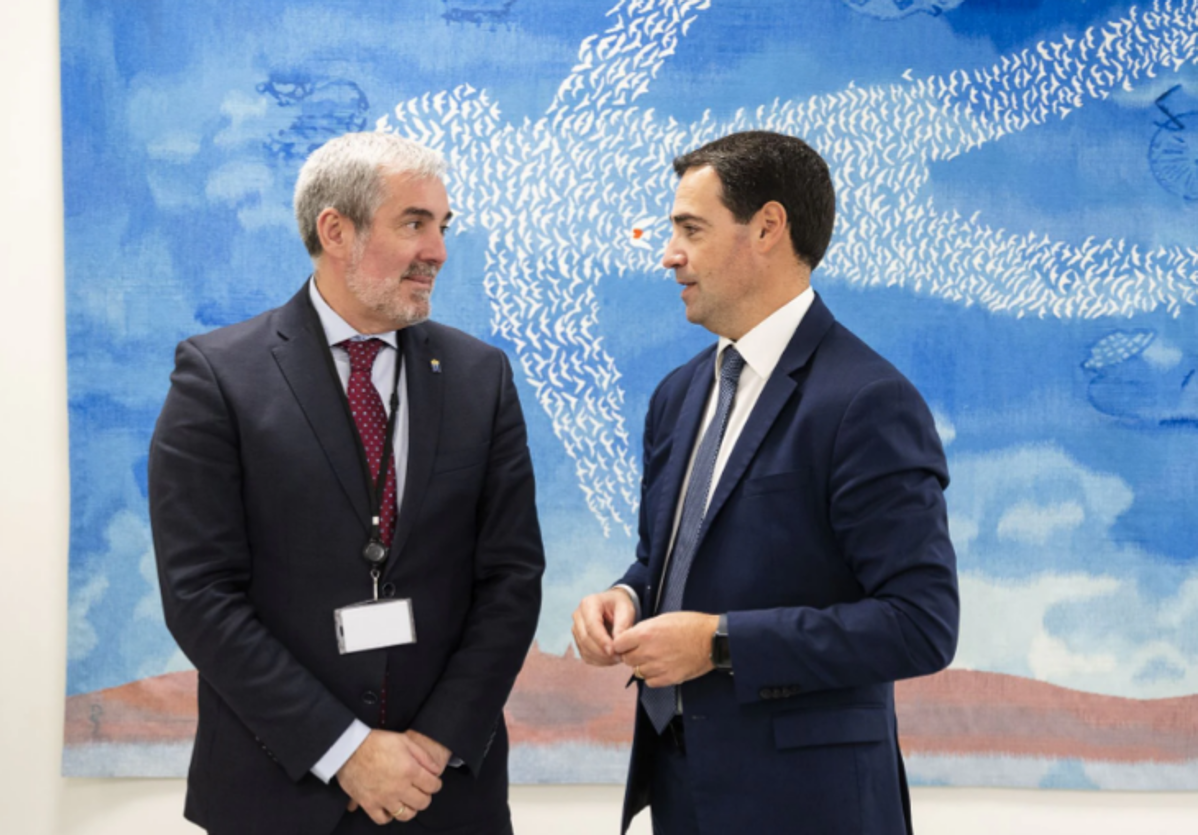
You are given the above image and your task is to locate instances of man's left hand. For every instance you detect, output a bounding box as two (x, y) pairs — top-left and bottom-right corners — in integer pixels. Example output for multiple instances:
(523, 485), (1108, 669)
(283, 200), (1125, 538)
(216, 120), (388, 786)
(405, 730), (452, 774)
(611, 612), (719, 688)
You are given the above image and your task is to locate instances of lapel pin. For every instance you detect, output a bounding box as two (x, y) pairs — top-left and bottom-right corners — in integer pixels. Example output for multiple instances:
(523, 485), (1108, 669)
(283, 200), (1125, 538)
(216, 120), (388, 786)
(430, 358), (441, 374)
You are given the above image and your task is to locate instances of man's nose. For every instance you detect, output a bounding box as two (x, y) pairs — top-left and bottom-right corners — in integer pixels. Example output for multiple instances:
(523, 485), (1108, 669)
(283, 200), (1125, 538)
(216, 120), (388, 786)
(424, 231), (448, 265)
(661, 244), (685, 270)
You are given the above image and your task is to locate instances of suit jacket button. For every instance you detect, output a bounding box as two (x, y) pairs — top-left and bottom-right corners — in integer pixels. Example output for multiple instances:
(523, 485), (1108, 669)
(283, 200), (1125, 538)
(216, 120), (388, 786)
(362, 690), (379, 706)
(381, 582), (397, 598)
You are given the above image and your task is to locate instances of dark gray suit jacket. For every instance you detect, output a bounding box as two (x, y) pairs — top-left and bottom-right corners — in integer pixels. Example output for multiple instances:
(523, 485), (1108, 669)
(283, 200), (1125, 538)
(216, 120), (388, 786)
(149, 285), (544, 834)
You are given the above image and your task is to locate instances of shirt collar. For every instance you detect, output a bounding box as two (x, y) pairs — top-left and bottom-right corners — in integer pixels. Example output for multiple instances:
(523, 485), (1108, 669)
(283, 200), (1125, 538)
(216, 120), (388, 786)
(308, 277), (399, 350)
(717, 286), (815, 380)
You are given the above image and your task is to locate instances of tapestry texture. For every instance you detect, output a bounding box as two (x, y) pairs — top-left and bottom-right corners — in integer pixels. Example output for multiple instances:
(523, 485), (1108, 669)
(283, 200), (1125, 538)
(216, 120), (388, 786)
(61, 0), (1198, 787)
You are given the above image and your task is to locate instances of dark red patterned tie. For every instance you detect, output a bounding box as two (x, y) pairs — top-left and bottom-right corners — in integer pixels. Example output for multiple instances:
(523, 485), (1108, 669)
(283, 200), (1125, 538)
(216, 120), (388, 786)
(339, 338), (397, 547)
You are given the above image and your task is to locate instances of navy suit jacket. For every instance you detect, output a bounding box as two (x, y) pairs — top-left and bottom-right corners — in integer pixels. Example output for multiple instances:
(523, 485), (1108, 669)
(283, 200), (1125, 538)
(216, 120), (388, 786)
(619, 295), (958, 835)
(149, 285), (544, 835)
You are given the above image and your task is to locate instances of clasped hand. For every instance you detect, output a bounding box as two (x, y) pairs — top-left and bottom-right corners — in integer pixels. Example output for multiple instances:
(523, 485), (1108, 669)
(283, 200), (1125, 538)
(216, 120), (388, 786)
(338, 729), (451, 825)
(572, 589), (718, 687)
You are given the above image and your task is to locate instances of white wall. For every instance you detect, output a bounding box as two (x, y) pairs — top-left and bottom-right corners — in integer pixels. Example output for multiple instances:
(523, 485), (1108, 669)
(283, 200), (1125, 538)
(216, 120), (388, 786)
(2, 2), (1195, 832)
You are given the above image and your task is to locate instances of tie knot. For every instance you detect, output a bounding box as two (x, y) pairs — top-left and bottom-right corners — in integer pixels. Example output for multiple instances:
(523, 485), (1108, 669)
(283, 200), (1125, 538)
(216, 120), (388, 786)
(720, 346), (745, 384)
(339, 338), (385, 374)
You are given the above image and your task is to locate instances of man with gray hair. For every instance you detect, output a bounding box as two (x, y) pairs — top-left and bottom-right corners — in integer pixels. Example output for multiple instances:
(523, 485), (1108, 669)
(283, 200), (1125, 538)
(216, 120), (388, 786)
(150, 131), (544, 834)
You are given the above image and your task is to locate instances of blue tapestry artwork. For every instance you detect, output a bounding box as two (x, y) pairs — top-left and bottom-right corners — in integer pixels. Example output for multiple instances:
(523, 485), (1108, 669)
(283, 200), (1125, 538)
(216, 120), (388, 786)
(61, 0), (1198, 787)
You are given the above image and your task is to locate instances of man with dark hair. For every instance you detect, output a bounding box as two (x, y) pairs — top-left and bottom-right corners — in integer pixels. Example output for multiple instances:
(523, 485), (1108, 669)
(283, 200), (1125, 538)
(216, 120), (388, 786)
(671, 130), (836, 270)
(573, 130), (959, 834)
(150, 132), (544, 834)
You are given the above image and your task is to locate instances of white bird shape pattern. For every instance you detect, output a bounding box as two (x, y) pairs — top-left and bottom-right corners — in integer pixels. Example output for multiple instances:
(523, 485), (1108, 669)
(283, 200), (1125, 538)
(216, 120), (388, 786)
(379, 0), (1198, 536)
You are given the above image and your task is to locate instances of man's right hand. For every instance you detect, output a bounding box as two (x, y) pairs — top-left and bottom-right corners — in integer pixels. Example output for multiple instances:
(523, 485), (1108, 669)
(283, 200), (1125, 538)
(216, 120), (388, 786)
(572, 588), (637, 666)
(337, 729), (443, 825)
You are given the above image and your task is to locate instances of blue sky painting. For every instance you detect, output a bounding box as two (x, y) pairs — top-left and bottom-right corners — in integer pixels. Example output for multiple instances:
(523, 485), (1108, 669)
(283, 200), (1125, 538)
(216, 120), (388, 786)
(61, 0), (1198, 786)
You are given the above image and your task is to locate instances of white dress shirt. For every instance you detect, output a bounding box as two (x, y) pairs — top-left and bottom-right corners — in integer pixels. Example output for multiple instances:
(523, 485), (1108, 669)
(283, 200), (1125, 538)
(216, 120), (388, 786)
(667, 287), (815, 551)
(623, 288), (815, 716)
(621, 287), (816, 621)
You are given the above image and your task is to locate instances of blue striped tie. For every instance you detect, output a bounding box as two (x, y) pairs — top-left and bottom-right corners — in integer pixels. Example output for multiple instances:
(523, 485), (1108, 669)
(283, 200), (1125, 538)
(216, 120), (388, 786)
(642, 346), (746, 733)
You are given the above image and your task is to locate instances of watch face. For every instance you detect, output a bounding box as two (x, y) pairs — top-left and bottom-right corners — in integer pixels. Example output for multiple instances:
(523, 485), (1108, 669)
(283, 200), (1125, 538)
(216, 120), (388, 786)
(712, 632), (731, 668)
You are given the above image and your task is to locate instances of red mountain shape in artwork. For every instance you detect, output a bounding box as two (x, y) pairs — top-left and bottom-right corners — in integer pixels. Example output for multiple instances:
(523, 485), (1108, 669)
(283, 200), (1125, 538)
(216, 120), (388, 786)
(64, 645), (1198, 764)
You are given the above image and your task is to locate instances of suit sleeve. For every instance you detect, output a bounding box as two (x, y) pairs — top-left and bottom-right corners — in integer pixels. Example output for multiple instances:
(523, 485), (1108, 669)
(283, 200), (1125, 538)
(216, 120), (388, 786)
(408, 351), (545, 773)
(728, 376), (959, 704)
(616, 371), (675, 610)
(149, 339), (357, 781)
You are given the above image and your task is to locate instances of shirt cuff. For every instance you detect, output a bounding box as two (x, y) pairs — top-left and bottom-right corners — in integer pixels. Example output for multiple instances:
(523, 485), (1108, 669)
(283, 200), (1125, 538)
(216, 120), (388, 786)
(613, 584), (642, 622)
(311, 719), (371, 784)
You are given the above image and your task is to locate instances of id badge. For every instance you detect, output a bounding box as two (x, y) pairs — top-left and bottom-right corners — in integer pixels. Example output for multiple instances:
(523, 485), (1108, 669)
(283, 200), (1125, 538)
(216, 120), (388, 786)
(334, 599), (416, 655)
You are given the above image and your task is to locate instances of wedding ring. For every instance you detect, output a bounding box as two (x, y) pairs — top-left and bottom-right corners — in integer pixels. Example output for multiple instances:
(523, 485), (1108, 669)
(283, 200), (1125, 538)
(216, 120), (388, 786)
(392, 803), (407, 819)
(634, 666), (644, 679)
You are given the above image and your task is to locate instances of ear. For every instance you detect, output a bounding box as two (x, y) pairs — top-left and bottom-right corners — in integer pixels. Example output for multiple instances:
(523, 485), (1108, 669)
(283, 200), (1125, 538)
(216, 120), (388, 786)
(754, 201), (789, 254)
(316, 208), (356, 261)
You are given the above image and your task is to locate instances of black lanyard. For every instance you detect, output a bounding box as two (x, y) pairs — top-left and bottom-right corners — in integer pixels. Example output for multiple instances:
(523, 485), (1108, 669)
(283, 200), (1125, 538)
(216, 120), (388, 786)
(360, 354), (401, 567)
(303, 288), (403, 572)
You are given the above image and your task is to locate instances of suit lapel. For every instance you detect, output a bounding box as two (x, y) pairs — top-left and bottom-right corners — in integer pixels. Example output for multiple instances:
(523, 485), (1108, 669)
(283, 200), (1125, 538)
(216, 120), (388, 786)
(701, 294), (836, 538)
(271, 287), (372, 529)
(389, 322), (441, 564)
(649, 351), (716, 580)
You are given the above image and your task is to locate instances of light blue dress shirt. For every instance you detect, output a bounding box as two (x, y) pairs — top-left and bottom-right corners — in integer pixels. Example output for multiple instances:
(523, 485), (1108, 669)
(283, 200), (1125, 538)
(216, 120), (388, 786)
(307, 277), (409, 784)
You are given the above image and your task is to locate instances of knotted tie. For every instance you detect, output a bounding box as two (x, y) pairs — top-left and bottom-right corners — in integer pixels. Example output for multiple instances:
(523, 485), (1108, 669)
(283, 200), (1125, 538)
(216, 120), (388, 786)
(642, 346), (746, 733)
(339, 338), (397, 547)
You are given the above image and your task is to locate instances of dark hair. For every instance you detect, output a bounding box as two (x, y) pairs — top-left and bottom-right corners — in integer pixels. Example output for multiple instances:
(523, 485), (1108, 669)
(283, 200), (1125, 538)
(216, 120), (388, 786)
(672, 131), (836, 270)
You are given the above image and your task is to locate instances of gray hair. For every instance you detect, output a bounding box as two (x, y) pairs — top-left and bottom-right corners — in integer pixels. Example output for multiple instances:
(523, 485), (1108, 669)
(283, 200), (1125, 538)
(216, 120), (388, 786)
(294, 132), (447, 258)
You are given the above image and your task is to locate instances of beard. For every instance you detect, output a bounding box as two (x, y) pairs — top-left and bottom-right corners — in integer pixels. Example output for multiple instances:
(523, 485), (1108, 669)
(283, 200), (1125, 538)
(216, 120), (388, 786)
(344, 252), (437, 330)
